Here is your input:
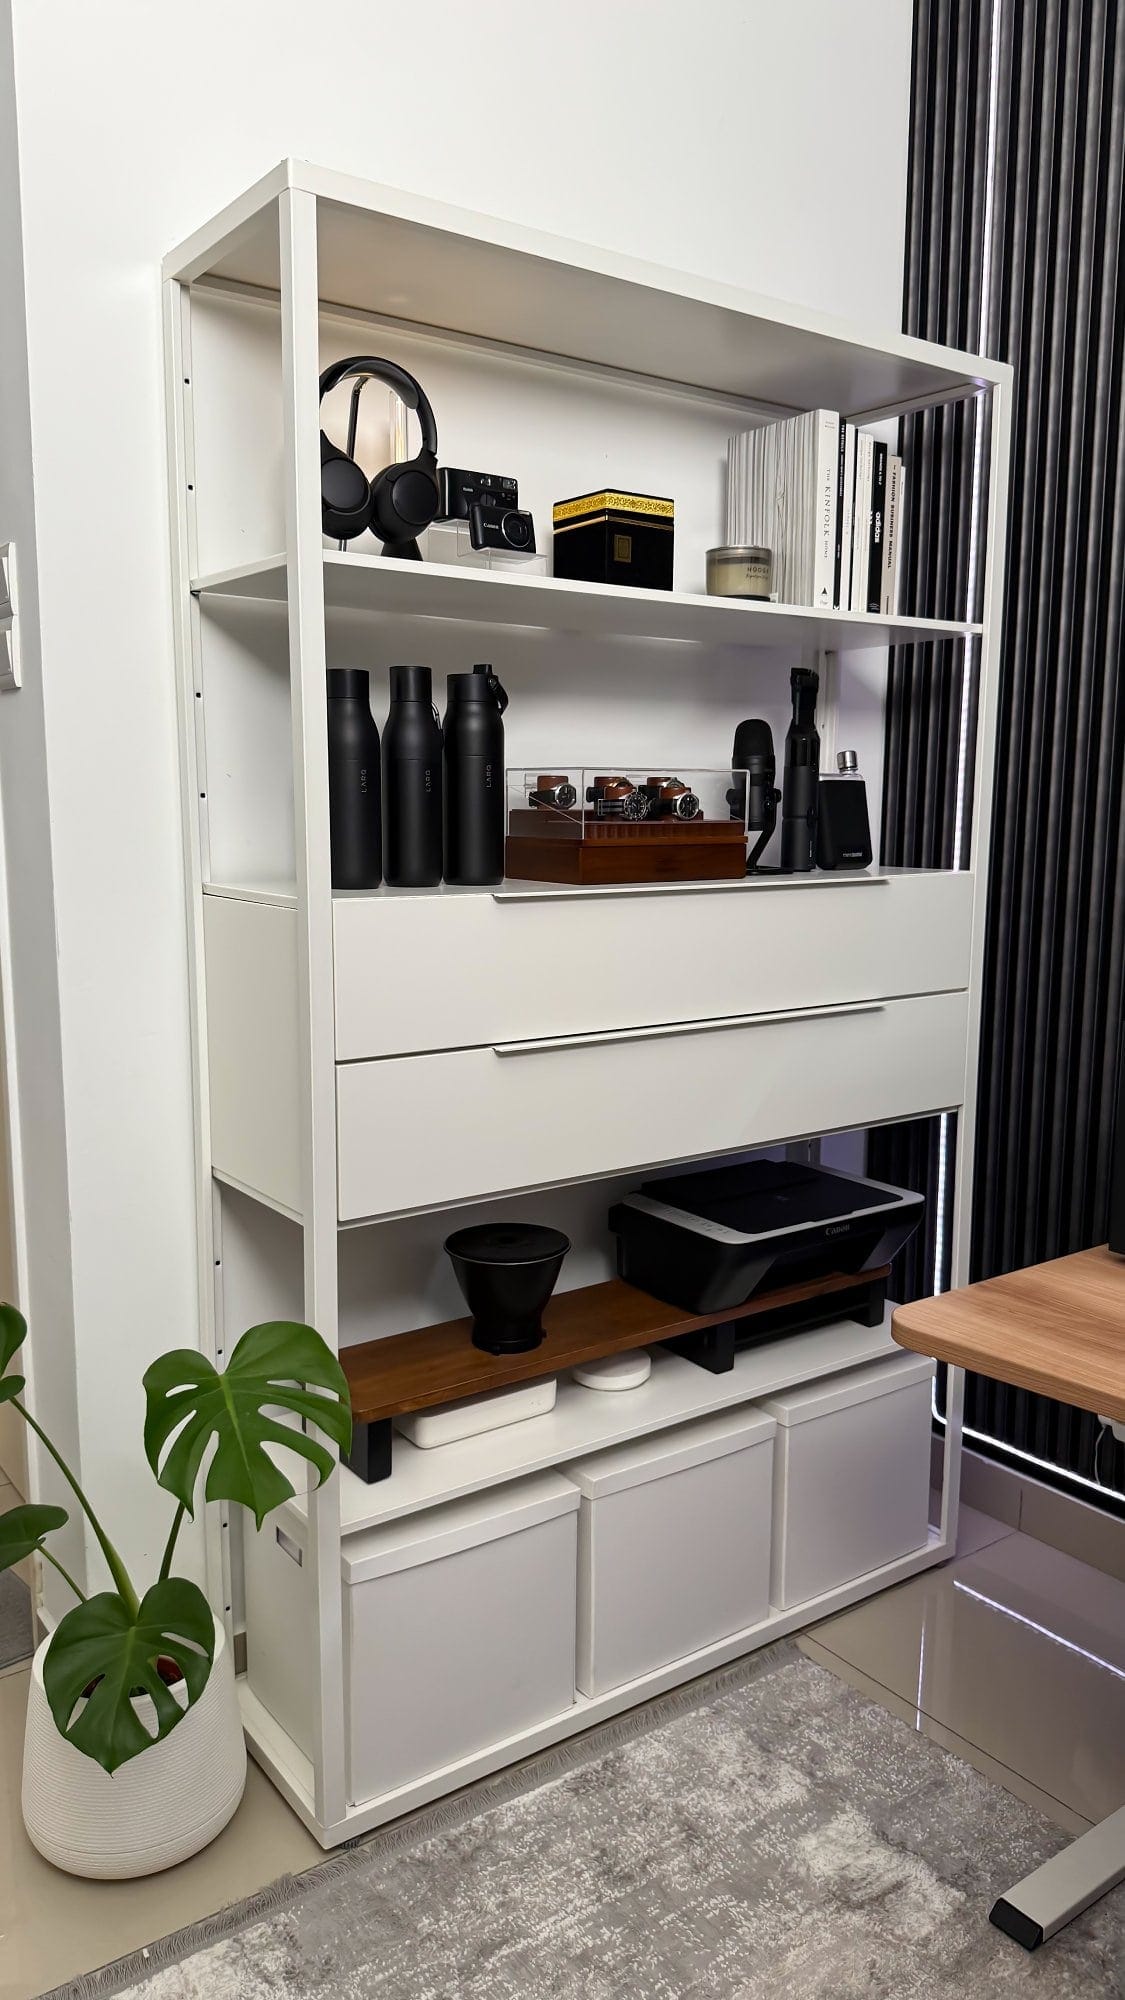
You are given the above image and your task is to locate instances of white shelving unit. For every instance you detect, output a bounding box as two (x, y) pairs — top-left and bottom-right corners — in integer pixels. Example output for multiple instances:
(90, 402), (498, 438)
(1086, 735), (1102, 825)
(163, 159), (1012, 1847)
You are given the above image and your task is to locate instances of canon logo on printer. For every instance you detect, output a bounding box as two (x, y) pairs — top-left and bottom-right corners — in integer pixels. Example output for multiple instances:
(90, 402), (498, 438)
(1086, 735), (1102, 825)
(824, 1222), (852, 1237)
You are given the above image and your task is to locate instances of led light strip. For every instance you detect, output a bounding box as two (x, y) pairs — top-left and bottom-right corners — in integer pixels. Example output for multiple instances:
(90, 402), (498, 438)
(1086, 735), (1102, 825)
(953, 1579), (1125, 1683)
(933, 1399), (1125, 1505)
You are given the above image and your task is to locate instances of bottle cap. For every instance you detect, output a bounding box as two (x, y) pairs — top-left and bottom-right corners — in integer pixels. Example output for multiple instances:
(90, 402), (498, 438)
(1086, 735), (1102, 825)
(837, 749), (859, 773)
(326, 668), (370, 700)
(474, 661), (509, 712)
(446, 672), (494, 702)
(388, 664), (433, 703)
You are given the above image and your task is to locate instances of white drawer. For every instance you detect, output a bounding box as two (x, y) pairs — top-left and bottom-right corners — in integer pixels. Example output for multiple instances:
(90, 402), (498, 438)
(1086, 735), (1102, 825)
(335, 988), (969, 1220)
(333, 872), (973, 1059)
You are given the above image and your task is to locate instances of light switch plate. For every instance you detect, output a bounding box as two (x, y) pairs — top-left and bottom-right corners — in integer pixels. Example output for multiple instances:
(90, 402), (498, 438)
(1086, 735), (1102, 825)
(0, 544), (21, 692)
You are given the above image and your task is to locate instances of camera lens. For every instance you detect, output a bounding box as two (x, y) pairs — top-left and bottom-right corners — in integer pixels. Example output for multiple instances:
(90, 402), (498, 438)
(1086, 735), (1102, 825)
(501, 511), (532, 550)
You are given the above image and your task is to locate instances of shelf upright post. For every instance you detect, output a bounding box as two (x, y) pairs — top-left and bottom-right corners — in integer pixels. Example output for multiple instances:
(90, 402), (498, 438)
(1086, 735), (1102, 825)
(943, 365), (1013, 1548)
(278, 184), (347, 1832)
(162, 273), (229, 1624)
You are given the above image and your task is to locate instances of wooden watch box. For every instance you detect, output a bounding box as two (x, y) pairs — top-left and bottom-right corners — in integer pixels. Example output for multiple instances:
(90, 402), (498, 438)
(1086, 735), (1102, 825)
(506, 812), (747, 884)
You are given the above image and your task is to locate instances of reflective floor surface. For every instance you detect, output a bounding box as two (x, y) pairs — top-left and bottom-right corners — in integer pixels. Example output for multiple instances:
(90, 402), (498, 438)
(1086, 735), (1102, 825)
(3, 1494), (1123, 1996)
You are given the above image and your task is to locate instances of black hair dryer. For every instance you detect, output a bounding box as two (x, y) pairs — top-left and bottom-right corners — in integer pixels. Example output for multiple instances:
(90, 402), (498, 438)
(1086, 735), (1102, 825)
(780, 667), (820, 873)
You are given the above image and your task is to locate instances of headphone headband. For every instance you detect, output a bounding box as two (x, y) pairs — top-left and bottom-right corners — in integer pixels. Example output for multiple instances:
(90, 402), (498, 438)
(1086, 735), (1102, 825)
(318, 356), (438, 459)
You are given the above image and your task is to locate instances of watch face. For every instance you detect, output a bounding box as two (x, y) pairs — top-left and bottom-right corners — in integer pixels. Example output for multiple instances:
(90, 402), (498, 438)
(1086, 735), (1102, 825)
(556, 783), (577, 809)
(622, 789), (649, 819)
(673, 790), (701, 819)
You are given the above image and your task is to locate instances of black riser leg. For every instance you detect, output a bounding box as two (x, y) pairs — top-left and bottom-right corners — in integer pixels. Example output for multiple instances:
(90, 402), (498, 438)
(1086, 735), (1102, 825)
(346, 1418), (393, 1483)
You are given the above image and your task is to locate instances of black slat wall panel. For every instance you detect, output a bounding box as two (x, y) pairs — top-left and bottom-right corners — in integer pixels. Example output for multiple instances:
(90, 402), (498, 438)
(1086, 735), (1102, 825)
(878, 0), (1125, 1503)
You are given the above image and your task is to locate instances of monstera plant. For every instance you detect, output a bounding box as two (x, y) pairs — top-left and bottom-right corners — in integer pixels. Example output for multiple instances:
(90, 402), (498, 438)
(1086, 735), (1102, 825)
(0, 1302), (350, 1777)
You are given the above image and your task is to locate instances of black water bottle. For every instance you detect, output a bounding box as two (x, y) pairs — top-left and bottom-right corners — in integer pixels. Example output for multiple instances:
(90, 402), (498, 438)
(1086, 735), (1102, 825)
(382, 664), (443, 886)
(326, 669), (381, 890)
(443, 664), (508, 885)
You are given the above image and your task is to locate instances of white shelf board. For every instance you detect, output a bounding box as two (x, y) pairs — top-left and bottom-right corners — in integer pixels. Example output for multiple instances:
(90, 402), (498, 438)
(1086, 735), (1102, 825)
(326, 1311), (901, 1534)
(204, 878), (298, 908)
(193, 552), (982, 653)
(167, 161), (1006, 418)
(207, 870), (960, 913)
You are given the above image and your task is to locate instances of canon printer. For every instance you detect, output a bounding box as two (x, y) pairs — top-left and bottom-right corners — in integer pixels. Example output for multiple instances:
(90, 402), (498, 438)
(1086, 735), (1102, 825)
(609, 1159), (924, 1315)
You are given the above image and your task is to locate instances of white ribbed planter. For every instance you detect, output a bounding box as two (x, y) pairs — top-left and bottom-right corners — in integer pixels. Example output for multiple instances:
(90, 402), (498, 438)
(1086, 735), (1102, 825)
(21, 1615), (246, 1878)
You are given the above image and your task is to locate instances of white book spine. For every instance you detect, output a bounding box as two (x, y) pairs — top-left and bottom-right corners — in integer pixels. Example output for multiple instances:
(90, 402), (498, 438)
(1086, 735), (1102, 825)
(881, 452), (902, 615)
(811, 409), (840, 608)
(849, 433), (873, 614)
(728, 409), (843, 608)
(839, 424), (857, 611)
(890, 457), (905, 614)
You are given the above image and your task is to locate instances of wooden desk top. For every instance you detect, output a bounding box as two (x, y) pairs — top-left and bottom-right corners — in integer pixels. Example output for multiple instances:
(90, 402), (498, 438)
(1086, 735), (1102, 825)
(892, 1245), (1125, 1423)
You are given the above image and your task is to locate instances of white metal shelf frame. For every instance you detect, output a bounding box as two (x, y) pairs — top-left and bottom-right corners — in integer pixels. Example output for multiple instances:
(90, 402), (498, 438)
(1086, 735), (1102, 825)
(163, 159), (1012, 1846)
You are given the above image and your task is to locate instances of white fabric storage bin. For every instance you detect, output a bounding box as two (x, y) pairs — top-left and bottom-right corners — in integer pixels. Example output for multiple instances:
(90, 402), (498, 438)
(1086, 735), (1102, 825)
(760, 1352), (936, 1610)
(567, 1408), (775, 1698)
(342, 1472), (578, 1805)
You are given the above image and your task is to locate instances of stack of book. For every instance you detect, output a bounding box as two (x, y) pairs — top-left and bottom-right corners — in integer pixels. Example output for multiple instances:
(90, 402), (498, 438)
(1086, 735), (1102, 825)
(726, 410), (905, 614)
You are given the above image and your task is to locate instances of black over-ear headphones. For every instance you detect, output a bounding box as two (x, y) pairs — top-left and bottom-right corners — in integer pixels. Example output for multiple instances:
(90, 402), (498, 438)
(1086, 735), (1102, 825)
(319, 356), (440, 555)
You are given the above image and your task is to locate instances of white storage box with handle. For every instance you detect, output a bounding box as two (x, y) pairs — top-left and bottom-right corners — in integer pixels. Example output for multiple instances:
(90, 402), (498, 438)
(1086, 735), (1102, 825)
(342, 1471), (579, 1804)
(759, 1352), (936, 1610)
(567, 1408), (776, 1698)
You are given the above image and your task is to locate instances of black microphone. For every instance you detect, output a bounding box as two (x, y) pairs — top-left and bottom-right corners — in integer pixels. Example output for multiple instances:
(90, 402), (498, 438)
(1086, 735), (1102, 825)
(780, 668), (820, 873)
(731, 718), (780, 873)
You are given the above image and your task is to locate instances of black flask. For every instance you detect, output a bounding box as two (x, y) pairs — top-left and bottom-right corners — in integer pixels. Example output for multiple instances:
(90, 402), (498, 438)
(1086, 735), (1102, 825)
(382, 664), (443, 886)
(443, 664), (509, 885)
(816, 750), (873, 870)
(326, 669), (381, 890)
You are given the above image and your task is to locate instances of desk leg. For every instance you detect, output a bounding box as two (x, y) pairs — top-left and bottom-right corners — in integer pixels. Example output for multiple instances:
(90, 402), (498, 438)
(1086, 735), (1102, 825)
(991, 1802), (1125, 1949)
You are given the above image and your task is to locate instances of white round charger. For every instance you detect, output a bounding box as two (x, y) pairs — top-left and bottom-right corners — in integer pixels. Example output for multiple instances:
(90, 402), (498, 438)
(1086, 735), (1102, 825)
(572, 1351), (652, 1391)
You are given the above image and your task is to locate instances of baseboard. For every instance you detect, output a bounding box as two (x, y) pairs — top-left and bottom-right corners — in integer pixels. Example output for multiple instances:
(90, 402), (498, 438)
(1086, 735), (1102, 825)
(954, 1441), (1125, 1584)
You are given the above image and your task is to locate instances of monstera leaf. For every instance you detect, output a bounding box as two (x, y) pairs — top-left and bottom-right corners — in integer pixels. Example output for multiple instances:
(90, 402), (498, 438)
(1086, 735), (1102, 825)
(143, 1321), (351, 1529)
(0, 1301), (26, 1377)
(44, 1579), (215, 1774)
(0, 1502), (67, 1573)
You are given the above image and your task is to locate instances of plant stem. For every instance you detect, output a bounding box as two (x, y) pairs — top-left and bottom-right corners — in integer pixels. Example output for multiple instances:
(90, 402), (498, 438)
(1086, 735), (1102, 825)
(39, 1546), (87, 1604)
(13, 1399), (141, 1618)
(158, 1501), (186, 1583)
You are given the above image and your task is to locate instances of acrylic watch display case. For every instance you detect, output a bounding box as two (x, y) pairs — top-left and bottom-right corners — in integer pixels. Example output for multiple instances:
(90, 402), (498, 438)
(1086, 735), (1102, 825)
(505, 769), (749, 884)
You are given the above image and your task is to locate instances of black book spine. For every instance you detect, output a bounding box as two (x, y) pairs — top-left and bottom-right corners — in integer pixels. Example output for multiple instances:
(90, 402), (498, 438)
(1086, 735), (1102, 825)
(867, 441), (887, 613)
(833, 418), (846, 608)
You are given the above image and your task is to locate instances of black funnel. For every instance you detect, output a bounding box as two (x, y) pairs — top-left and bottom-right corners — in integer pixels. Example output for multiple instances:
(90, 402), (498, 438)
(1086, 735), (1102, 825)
(444, 1223), (571, 1354)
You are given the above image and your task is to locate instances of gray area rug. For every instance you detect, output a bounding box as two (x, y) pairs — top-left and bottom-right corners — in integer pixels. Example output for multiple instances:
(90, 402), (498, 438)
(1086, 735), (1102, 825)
(46, 1642), (1125, 1999)
(0, 1566), (32, 1670)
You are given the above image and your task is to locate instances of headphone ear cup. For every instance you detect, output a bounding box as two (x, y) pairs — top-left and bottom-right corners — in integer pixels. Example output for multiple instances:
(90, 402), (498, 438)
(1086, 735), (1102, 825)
(369, 456), (440, 547)
(321, 439), (373, 541)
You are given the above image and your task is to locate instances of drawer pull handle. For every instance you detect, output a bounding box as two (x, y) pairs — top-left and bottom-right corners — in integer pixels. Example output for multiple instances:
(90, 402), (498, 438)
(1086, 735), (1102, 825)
(493, 876), (892, 904)
(492, 1002), (885, 1057)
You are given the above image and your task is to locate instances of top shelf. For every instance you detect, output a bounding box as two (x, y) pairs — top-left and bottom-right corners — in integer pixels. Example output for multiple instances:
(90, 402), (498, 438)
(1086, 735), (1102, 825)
(193, 552), (982, 653)
(167, 161), (1009, 420)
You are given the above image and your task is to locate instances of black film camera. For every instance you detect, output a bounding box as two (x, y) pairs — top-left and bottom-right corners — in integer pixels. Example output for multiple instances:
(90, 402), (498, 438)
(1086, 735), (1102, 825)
(438, 467), (536, 555)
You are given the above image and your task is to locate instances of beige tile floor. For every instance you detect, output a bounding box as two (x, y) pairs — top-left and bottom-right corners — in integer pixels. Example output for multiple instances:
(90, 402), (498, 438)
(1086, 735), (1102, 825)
(1, 1491), (1123, 1997)
(0, 1468), (325, 2000)
(802, 1499), (1125, 1840)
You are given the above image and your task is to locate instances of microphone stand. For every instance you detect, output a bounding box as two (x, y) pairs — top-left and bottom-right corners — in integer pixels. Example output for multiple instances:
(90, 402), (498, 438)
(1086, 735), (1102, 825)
(747, 786), (781, 873)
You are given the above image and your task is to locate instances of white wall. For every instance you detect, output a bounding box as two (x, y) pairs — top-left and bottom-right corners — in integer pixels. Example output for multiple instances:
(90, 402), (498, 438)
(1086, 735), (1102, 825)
(2, 0), (914, 1584)
(0, 7), (84, 1612)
